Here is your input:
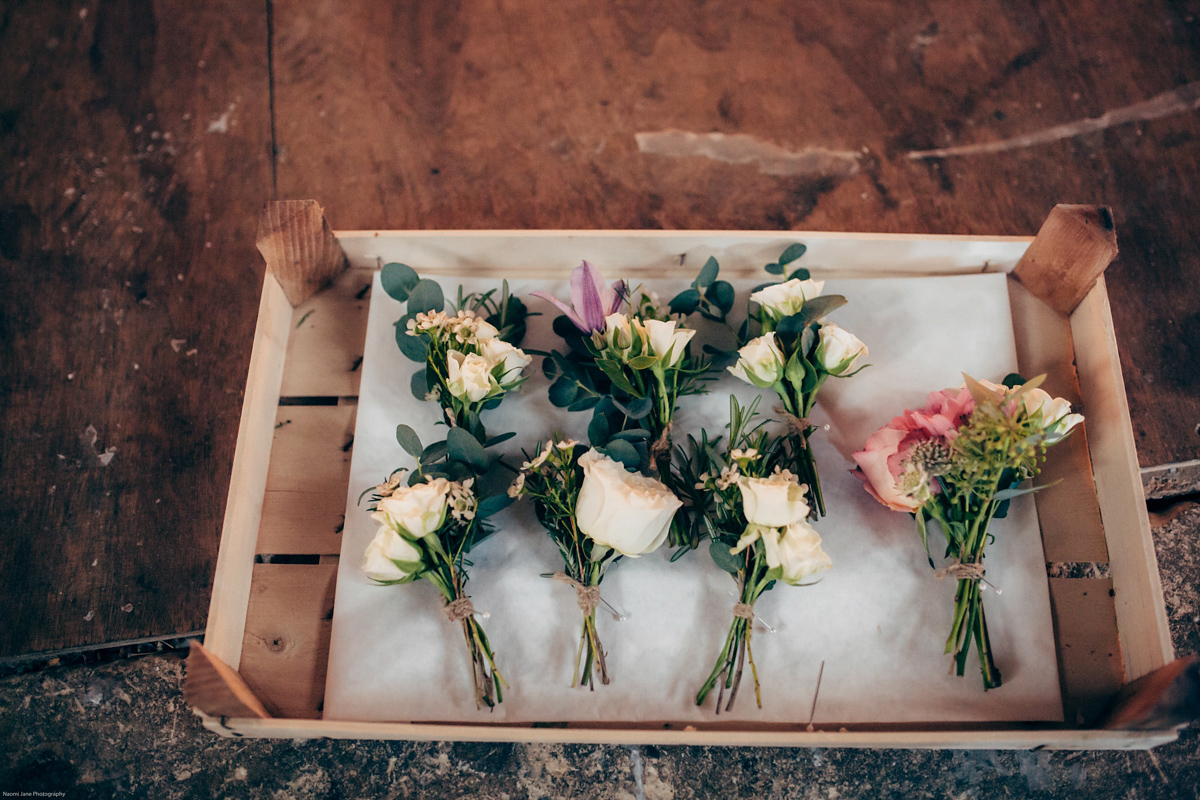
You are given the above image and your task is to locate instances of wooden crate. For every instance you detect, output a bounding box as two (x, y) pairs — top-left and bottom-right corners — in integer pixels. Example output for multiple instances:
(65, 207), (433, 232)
(185, 201), (1186, 748)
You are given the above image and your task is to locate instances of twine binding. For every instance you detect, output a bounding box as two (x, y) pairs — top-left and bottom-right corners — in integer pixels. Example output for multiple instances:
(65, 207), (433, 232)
(773, 405), (811, 441)
(934, 559), (986, 582)
(553, 572), (602, 615)
(732, 602), (756, 620)
(443, 596), (476, 622)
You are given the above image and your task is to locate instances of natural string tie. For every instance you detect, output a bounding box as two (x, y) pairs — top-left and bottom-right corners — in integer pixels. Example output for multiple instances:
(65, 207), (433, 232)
(554, 572), (602, 615)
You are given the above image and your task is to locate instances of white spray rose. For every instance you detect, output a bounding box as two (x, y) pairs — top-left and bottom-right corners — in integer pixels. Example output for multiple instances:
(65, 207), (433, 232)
(737, 471), (811, 527)
(641, 318), (696, 367)
(479, 337), (532, 384)
(762, 520), (833, 585)
(362, 525), (425, 582)
(1019, 387), (1083, 441)
(750, 278), (825, 317)
(815, 323), (868, 375)
(471, 318), (499, 340)
(728, 333), (785, 388)
(575, 449), (681, 557)
(372, 478), (452, 538)
(603, 312), (633, 353)
(446, 349), (496, 402)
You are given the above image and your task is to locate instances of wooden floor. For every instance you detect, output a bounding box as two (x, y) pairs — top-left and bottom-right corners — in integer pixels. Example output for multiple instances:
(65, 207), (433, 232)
(1, 0), (1198, 657)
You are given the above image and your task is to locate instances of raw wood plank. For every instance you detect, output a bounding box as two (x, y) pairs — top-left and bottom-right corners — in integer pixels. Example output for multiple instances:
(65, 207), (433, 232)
(1048, 578), (1125, 726)
(282, 267), (373, 398)
(239, 563), (337, 719)
(1007, 278), (1108, 564)
(0, 0), (271, 656)
(1071, 280), (1173, 680)
(184, 642), (271, 719)
(266, 405), (356, 493)
(271, 0), (1200, 474)
(1013, 205), (1118, 315)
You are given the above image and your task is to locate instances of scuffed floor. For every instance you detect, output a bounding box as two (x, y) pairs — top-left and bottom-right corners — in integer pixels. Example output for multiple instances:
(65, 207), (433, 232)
(1, 504), (1197, 799)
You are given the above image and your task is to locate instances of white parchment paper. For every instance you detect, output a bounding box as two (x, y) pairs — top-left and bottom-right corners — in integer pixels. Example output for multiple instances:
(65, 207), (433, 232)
(324, 270), (1063, 724)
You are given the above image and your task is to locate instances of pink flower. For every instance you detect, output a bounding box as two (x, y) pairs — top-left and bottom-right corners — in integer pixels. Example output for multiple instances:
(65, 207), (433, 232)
(531, 261), (627, 333)
(850, 388), (974, 513)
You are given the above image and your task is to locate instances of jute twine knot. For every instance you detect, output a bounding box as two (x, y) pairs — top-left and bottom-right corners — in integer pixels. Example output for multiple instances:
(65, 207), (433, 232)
(443, 596), (476, 622)
(732, 602), (756, 620)
(650, 421), (674, 459)
(773, 405), (811, 441)
(934, 559), (986, 581)
(554, 572), (602, 615)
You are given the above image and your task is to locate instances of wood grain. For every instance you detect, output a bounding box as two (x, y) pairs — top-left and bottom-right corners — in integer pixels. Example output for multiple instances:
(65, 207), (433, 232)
(0, 0), (271, 656)
(271, 0), (1200, 474)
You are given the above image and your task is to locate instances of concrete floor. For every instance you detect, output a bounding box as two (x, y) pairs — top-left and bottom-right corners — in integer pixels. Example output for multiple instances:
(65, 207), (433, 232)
(2, 503), (1197, 799)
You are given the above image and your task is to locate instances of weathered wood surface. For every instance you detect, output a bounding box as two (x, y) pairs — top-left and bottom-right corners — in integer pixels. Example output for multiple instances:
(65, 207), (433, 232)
(0, 0), (271, 656)
(272, 0), (1200, 482)
(3, 0), (1200, 656)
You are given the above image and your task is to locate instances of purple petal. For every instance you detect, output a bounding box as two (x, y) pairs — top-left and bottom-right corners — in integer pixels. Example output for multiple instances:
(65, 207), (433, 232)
(531, 290), (589, 332)
(607, 280), (628, 315)
(573, 261), (607, 332)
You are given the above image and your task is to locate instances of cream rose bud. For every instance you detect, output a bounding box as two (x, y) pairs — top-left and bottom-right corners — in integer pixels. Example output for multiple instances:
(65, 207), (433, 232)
(1020, 387), (1083, 440)
(737, 471), (811, 527)
(642, 318), (696, 367)
(816, 323), (868, 375)
(472, 318), (499, 340)
(603, 312), (633, 352)
(762, 520), (833, 585)
(574, 449), (682, 557)
(728, 333), (785, 388)
(362, 525), (425, 582)
(446, 349), (496, 402)
(749, 278), (825, 317)
(479, 337), (532, 383)
(373, 478), (451, 538)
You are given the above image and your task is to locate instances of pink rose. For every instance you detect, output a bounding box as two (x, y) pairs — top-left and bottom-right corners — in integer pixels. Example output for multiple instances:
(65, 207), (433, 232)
(850, 388), (974, 513)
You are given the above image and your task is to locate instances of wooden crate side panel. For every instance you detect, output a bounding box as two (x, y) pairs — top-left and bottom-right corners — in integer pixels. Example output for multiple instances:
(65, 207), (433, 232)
(335, 231), (1032, 279)
(239, 563), (337, 719)
(204, 276), (293, 670)
(1048, 578), (1125, 725)
(208, 717), (1176, 750)
(1070, 279), (1173, 680)
(282, 267), (373, 398)
(1007, 279), (1109, 564)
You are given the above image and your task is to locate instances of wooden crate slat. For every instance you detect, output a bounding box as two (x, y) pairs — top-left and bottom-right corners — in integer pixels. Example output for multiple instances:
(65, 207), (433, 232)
(1007, 279), (1109, 565)
(266, 405), (356, 494)
(1070, 279), (1174, 682)
(1049, 578), (1125, 725)
(239, 563), (337, 719)
(282, 267), (373, 398)
(256, 490), (344, 556)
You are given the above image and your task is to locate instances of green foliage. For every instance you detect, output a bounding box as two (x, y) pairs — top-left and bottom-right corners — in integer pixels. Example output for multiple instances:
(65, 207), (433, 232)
(381, 263), (420, 301)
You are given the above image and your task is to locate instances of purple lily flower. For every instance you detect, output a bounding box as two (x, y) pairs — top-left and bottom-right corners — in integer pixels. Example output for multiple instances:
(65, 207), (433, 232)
(532, 261), (627, 333)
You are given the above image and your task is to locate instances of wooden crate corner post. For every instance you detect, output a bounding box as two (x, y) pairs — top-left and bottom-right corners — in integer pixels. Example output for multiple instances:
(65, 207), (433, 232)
(1013, 204), (1118, 316)
(257, 199), (350, 305)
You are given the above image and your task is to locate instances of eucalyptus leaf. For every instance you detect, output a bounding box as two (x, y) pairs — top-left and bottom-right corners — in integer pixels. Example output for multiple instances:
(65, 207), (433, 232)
(447, 427), (488, 471)
(692, 256), (719, 289)
(613, 395), (653, 420)
(477, 494), (514, 519)
(395, 424), (423, 458)
(778, 242), (807, 264)
(764, 262), (784, 275)
(395, 327), (429, 362)
(407, 279), (444, 314)
(669, 288), (703, 315)
(380, 262), (420, 302)
(709, 538), (742, 575)
(788, 267), (811, 282)
(484, 431), (516, 448)
(588, 412), (612, 447)
(1002, 372), (1026, 389)
(410, 370), (429, 401)
(705, 280), (735, 314)
(567, 395), (599, 413)
(419, 440), (448, 465)
(601, 439), (640, 470)
(795, 294), (847, 328)
(548, 377), (579, 407)
(611, 428), (651, 442)
(542, 356), (559, 381)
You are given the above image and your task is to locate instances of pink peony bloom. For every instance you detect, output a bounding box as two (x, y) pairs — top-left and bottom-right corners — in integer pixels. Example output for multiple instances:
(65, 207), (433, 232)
(850, 387), (974, 513)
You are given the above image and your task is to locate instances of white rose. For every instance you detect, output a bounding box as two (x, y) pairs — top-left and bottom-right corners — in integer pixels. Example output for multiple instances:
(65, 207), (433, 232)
(372, 478), (451, 538)
(575, 449), (681, 557)
(603, 312), (633, 352)
(362, 525), (425, 582)
(728, 333), (785, 388)
(479, 337), (531, 383)
(762, 520), (833, 585)
(641, 318), (696, 367)
(1020, 387), (1083, 440)
(737, 471), (810, 527)
(749, 278), (825, 317)
(446, 349), (496, 402)
(472, 318), (499, 340)
(815, 323), (868, 375)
